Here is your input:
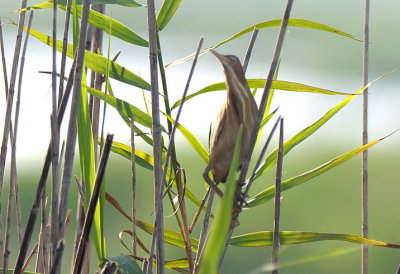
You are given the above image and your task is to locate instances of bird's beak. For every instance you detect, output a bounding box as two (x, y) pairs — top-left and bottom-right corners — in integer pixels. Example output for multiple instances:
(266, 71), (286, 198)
(210, 49), (230, 65)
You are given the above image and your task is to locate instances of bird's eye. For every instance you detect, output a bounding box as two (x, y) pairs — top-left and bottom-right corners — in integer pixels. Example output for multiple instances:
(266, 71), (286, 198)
(231, 57), (236, 64)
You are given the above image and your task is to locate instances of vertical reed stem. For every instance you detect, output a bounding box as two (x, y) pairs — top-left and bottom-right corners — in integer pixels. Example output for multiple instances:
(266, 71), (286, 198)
(146, 0), (164, 272)
(131, 118), (137, 257)
(272, 118), (284, 274)
(362, 0), (370, 273)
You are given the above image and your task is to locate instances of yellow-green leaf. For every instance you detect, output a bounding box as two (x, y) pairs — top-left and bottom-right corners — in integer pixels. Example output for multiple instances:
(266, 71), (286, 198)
(246, 136), (386, 208)
(230, 231), (400, 248)
(62, 5), (148, 47)
(25, 27), (151, 90)
(167, 19), (359, 68)
(171, 79), (354, 110)
(198, 126), (243, 274)
(156, 0), (182, 31)
(163, 113), (209, 163)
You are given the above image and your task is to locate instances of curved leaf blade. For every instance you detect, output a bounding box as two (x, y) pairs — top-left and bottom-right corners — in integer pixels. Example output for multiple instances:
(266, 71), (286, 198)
(230, 231), (400, 248)
(156, 0), (182, 31)
(21, 0), (142, 11)
(167, 18), (360, 68)
(215, 18), (360, 50)
(106, 193), (200, 251)
(109, 141), (203, 210)
(171, 79), (354, 110)
(87, 87), (158, 130)
(110, 141), (154, 171)
(26, 27), (151, 90)
(163, 113), (209, 163)
(62, 5), (148, 47)
(246, 136), (386, 208)
(198, 126), (243, 274)
(252, 83), (369, 180)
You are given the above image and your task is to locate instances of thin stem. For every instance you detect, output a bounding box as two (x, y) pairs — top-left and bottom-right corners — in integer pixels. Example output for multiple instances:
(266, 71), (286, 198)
(243, 116), (281, 199)
(243, 28), (259, 74)
(272, 118), (284, 274)
(56, 0), (92, 271)
(72, 134), (114, 274)
(194, 188), (215, 272)
(176, 168), (194, 273)
(91, 3), (105, 165)
(57, 0), (72, 105)
(362, 0), (370, 273)
(131, 118), (137, 257)
(220, 0), (294, 266)
(50, 0), (61, 267)
(146, 0), (164, 272)
(0, 16), (9, 96)
(14, 58), (77, 274)
(189, 189), (210, 233)
(0, 0), (28, 267)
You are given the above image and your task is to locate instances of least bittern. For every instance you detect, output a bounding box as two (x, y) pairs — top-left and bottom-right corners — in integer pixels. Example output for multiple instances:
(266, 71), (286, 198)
(203, 50), (258, 196)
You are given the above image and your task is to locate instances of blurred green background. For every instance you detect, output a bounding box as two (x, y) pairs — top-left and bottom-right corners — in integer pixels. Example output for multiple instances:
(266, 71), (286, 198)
(1, 0), (400, 273)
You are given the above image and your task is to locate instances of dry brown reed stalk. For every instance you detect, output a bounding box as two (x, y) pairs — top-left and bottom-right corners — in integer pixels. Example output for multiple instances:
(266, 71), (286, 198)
(57, 0), (72, 104)
(72, 133), (114, 274)
(271, 118), (284, 274)
(4, 9), (33, 274)
(243, 28), (259, 74)
(50, 0), (61, 267)
(56, 0), (92, 271)
(15, 9), (35, 250)
(50, 241), (64, 274)
(15, 56), (77, 274)
(149, 36), (203, 273)
(0, 16), (10, 269)
(0, 16), (8, 95)
(362, 1), (370, 273)
(193, 188), (215, 272)
(36, 198), (49, 274)
(189, 189), (210, 233)
(130, 118), (137, 256)
(89, 4), (105, 164)
(71, 177), (86, 273)
(176, 168), (194, 272)
(23, 243), (39, 273)
(146, 0), (164, 272)
(0, 0), (28, 267)
(220, 0), (294, 267)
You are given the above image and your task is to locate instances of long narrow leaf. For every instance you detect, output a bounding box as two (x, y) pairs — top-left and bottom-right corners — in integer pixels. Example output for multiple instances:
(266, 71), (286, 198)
(252, 82), (370, 180)
(61, 5), (148, 47)
(163, 113), (209, 162)
(20, 0), (141, 11)
(109, 141), (204, 211)
(25, 27), (151, 90)
(214, 18), (360, 49)
(106, 193), (200, 251)
(87, 87), (162, 131)
(156, 0), (182, 31)
(167, 19), (359, 68)
(171, 79), (355, 110)
(246, 135), (388, 208)
(198, 126), (243, 274)
(230, 231), (400, 248)
(110, 141), (154, 171)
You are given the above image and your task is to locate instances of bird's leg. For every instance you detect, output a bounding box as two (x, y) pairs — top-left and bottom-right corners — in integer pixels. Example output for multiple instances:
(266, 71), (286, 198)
(202, 167), (223, 197)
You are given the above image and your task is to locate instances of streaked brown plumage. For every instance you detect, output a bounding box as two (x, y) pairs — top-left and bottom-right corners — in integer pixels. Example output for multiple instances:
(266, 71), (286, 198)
(203, 50), (258, 195)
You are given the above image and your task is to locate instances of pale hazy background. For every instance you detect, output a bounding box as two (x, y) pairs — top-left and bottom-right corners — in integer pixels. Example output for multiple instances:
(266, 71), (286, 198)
(1, 0), (400, 273)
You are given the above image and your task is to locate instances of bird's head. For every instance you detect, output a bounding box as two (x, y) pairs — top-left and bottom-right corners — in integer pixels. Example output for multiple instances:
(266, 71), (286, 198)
(210, 49), (243, 71)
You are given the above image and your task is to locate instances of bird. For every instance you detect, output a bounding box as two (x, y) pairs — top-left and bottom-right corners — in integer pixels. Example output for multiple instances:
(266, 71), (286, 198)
(203, 50), (258, 196)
